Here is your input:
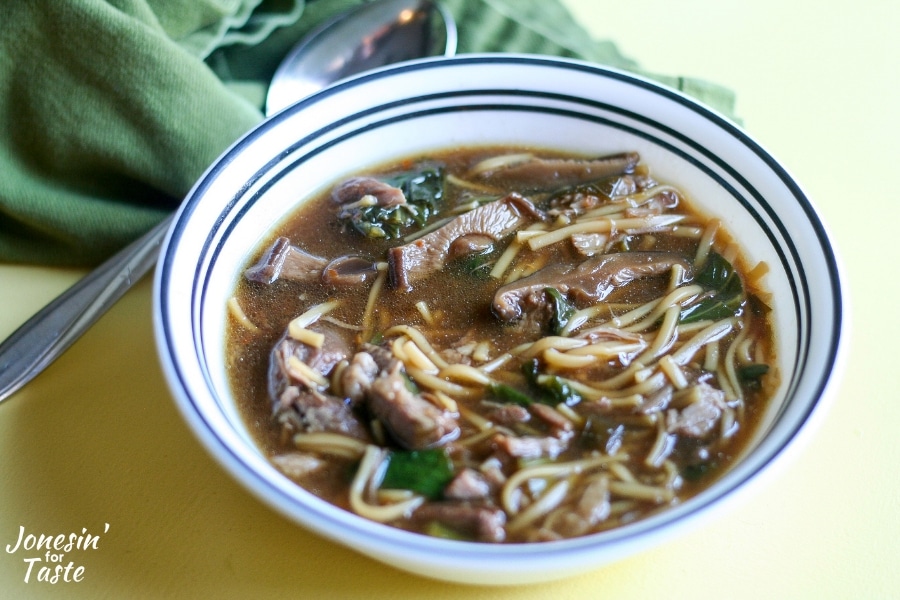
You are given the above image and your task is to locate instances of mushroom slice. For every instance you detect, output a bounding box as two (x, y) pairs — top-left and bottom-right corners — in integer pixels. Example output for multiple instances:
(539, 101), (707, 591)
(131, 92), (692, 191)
(388, 193), (542, 291)
(471, 152), (641, 193)
(332, 176), (406, 208)
(245, 237), (329, 284)
(492, 252), (692, 322)
(322, 255), (379, 286)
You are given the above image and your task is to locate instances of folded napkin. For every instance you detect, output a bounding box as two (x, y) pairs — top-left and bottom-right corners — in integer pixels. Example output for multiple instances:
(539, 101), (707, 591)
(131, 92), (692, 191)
(0, 0), (737, 267)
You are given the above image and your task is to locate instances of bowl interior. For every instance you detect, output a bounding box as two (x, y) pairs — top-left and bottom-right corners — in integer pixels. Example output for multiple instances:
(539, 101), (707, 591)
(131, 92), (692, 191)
(154, 55), (844, 584)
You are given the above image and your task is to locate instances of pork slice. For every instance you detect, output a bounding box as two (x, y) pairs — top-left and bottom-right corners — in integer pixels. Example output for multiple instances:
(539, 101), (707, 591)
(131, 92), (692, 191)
(268, 323), (350, 401)
(277, 386), (371, 440)
(413, 503), (507, 542)
(444, 468), (492, 500)
(491, 432), (571, 460)
(366, 361), (460, 449)
(666, 383), (727, 438)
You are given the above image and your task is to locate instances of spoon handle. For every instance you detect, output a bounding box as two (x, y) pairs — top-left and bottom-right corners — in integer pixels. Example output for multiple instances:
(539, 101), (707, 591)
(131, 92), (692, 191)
(0, 215), (172, 403)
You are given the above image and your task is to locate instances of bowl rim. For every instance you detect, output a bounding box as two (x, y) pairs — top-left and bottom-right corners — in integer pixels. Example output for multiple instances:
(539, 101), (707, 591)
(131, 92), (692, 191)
(153, 53), (847, 582)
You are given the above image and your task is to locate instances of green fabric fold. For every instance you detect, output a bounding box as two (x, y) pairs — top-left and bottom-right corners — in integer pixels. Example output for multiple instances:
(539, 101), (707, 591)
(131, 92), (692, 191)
(0, 0), (737, 267)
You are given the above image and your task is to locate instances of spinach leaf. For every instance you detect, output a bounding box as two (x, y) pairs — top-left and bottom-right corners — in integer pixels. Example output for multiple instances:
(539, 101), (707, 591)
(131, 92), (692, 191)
(521, 359), (583, 406)
(381, 448), (454, 499)
(681, 251), (745, 323)
(424, 521), (468, 541)
(682, 460), (718, 482)
(680, 292), (744, 323)
(739, 363), (769, 381)
(341, 164), (444, 239)
(488, 382), (533, 406)
(539, 374), (583, 406)
(545, 287), (575, 335)
(695, 250), (743, 294)
(451, 246), (497, 280)
(738, 363), (770, 389)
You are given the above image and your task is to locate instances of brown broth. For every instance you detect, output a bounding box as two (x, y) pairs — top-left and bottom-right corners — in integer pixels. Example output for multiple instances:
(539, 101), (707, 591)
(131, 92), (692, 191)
(226, 146), (778, 543)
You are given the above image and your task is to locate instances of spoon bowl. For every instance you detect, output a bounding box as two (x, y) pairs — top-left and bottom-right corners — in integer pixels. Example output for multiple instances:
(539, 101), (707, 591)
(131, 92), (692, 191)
(266, 0), (457, 115)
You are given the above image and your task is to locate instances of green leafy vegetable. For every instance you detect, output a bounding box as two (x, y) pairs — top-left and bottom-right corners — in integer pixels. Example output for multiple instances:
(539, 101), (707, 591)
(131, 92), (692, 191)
(681, 251), (745, 323)
(695, 250), (743, 294)
(682, 461), (718, 482)
(739, 363), (769, 381)
(537, 374), (583, 406)
(381, 448), (454, 499)
(488, 382), (533, 406)
(341, 164), (444, 239)
(739, 363), (770, 389)
(424, 521), (468, 541)
(545, 287), (575, 335)
(451, 246), (497, 279)
(680, 293), (744, 323)
(521, 359), (583, 406)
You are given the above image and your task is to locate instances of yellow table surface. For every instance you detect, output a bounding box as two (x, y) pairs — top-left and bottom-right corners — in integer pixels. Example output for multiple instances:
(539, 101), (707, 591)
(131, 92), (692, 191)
(1, 1), (896, 597)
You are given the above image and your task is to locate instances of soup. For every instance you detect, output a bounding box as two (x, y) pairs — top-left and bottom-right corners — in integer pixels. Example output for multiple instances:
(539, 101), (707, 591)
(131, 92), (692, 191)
(226, 147), (777, 543)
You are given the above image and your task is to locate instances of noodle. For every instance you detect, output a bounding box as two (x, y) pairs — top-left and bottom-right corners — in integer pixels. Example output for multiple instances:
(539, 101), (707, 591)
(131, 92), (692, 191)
(722, 326), (751, 402)
(227, 297), (259, 332)
(384, 325), (450, 369)
(402, 339), (440, 372)
(607, 480), (674, 503)
(542, 347), (597, 369)
(501, 454), (624, 514)
(289, 299), (340, 330)
(439, 364), (494, 386)
(361, 270), (386, 342)
(349, 446), (425, 522)
(694, 218), (720, 268)
(671, 319), (736, 366)
(645, 415), (675, 468)
(527, 215), (685, 251)
(506, 479), (571, 533)
(292, 432), (367, 459)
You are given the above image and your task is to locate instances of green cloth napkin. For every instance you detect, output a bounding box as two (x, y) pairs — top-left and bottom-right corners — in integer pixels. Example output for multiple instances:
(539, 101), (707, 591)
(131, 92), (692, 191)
(0, 0), (737, 267)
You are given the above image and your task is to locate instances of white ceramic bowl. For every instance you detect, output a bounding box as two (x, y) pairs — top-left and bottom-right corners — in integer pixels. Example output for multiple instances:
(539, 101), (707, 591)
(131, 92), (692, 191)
(153, 55), (846, 585)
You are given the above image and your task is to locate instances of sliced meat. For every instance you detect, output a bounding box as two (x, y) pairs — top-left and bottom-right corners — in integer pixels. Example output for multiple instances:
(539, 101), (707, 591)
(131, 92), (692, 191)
(245, 237), (329, 284)
(492, 252), (692, 322)
(413, 503), (507, 542)
(471, 152), (640, 193)
(443, 468), (492, 500)
(276, 386), (371, 440)
(340, 350), (380, 405)
(366, 361), (460, 449)
(268, 323), (350, 400)
(492, 432), (571, 460)
(388, 193), (542, 291)
(553, 477), (611, 537)
(529, 403), (574, 434)
(482, 401), (531, 427)
(270, 452), (326, 478)
(666, 383), (727, 438)
(332, 176), (406, 208)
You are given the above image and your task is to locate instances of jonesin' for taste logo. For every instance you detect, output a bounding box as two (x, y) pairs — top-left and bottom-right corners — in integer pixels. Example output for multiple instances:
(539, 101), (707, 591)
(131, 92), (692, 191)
(5, 523), (109, 584)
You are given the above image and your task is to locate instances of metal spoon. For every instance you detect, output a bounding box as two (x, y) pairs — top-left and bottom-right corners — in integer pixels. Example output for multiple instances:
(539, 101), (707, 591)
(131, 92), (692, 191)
(0, 0), (456, 403)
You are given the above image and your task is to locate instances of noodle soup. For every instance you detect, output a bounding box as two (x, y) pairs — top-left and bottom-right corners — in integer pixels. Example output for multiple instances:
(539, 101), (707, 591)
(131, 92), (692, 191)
(225, 146), (777, 543)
